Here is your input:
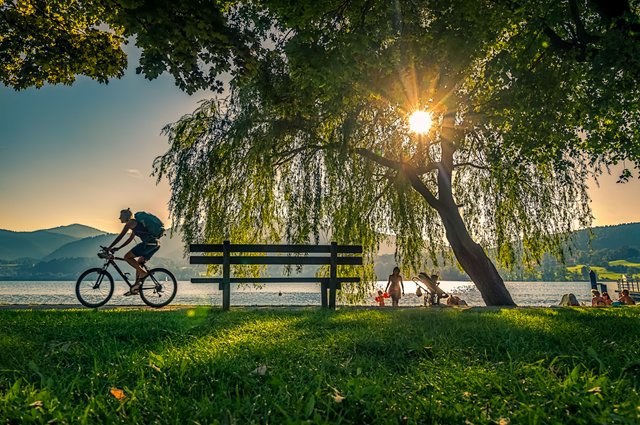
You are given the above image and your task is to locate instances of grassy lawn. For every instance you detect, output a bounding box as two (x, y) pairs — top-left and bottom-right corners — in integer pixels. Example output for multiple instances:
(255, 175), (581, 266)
(1, 307), (639, 424)
(608, 260), (640, 269)
(566, 265), (585, 274)
(567, 265), (624, 281)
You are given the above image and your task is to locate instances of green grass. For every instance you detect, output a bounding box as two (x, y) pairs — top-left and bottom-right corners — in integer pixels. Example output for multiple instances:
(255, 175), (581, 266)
(1, 307), (640, 424)
(566, 265), (585, 273)
(567, 264), (624, 280)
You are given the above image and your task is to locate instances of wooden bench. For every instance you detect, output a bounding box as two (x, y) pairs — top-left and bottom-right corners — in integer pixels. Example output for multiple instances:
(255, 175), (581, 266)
(190, 241), (362, 310)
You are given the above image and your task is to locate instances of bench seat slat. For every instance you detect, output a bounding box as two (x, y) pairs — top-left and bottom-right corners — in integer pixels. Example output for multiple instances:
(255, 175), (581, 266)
(215, 281), (344, 291)
(190, 256), (362, 266)
(189, 244), (362, 254)
(191, 277), (360, 284)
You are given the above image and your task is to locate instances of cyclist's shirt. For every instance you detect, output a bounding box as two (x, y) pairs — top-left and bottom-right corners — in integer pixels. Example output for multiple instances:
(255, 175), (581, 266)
(132, 220), (157, 244)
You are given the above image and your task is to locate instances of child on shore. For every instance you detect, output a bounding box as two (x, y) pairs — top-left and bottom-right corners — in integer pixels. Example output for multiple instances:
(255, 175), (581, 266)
(375, 290), (386, 306)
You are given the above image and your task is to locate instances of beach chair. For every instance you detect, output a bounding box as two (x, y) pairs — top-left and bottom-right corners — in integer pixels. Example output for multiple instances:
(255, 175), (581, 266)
(413, 272), (449, 306)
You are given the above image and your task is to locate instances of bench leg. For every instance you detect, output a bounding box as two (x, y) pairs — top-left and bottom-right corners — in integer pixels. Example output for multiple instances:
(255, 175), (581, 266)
(329, 282), (337, 310)
(222, 282), (230, 311)
(321, 281), (328, 308)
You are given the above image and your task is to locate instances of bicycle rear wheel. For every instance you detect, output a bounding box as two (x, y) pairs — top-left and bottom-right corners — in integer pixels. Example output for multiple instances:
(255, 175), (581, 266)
(139, 268), (177, 308)
(76, 268), (114, 308)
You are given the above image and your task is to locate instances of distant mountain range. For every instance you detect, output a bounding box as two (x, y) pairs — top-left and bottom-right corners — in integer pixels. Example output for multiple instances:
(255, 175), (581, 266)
(0, 222), (639, 280)
(570, 222), (640, 251)
(0, 224), (105, 260)
(44, 224), (108, 240)
(0, 224), (187, 262)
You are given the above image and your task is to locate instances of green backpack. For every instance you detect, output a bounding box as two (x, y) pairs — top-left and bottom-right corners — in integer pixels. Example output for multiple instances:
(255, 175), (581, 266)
(134, 212), (165, 239)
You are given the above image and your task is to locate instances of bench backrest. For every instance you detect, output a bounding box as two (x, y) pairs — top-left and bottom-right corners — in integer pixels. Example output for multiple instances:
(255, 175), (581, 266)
(190, 243), (362, 265)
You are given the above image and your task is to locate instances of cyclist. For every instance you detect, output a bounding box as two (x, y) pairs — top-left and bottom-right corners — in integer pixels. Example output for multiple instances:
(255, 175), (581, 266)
(106, 208), (162, 296)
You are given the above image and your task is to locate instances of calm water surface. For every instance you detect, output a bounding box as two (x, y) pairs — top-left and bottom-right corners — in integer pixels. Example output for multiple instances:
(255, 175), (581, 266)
(0, 280), (601, 307)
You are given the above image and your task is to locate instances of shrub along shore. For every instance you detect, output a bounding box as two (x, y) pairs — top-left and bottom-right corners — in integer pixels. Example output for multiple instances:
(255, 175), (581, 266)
(0, 306), (639, 424)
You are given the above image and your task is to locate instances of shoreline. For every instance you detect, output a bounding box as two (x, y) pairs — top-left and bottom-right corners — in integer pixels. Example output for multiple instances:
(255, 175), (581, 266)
(1, 303), (627, 311)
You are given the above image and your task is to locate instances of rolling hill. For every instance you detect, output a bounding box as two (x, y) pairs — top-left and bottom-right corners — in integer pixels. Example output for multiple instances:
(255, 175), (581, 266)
(44, 224), (107, 239)
(0, 229), (77, 260)
(570, 222), (640, 250)
(43, 234), (117, 261)
(43, 231), (187, 261)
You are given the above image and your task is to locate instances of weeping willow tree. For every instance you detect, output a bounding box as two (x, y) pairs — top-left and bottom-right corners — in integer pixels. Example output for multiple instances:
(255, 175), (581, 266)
(156, 94), (591, 305)
(154, 0), (593, 305)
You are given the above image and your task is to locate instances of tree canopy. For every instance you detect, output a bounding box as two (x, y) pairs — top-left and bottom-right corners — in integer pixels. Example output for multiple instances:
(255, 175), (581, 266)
(469, 0), (640, 178)
(153, 0), (600, 304)
(1, 0), (262, 92)
(2, 0), (639, 304)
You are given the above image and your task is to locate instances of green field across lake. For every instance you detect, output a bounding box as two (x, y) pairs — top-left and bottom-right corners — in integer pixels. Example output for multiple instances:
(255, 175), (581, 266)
(1, 307), (639, 424)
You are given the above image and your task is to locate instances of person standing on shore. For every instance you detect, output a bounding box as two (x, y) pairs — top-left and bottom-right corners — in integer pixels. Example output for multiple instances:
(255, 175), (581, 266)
(385, 267), (405, 307)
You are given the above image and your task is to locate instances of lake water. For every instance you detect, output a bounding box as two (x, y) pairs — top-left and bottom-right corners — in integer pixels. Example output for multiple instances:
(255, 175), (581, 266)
(0, 280), (605, 307)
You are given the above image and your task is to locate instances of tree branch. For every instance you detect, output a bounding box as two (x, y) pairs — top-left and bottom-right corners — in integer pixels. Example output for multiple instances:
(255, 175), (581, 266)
(568, 0), (596, 45)
(543, 25), (577, 52)
(591, 0), (631, 22)
(353, 147), (442, 209)
(353, 147), (403, 170)
(272, 142), (341, 167)
(402, 166), (442, 210)
(415, 162), (440, 175)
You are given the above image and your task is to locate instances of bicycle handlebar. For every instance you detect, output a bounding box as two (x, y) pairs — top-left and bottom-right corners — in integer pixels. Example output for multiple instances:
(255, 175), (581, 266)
(98, 246), (113, 259)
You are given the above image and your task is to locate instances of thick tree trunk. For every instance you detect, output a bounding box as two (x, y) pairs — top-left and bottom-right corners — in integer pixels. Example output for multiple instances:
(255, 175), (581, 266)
(438, 201), (516, 306)
(403, 121), (516, 306)
(360, 122), (516, 305)
(406, 166), (517, 306)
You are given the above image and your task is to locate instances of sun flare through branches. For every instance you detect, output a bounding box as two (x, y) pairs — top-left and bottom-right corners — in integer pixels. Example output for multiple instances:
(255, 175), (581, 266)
(408, 110), (433, 134)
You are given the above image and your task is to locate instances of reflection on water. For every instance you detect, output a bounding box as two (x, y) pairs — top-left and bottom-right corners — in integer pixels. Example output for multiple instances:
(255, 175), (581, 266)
(0, 280), (599, 307)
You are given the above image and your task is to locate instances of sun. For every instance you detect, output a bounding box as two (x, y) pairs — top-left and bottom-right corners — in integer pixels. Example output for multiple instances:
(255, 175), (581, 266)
(408, 110), (433, 134)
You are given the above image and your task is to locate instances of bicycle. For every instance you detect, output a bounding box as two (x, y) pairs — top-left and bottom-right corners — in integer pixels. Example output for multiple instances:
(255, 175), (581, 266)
(75, 246), (178, 308)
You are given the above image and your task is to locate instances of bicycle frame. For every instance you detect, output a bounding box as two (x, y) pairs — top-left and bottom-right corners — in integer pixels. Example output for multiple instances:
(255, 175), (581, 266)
(99, 256), (148, 289)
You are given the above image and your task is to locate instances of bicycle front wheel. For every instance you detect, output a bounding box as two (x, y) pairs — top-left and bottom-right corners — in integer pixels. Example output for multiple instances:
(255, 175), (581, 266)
(139, 268), (178, 308)
(76, 268), (114, 308)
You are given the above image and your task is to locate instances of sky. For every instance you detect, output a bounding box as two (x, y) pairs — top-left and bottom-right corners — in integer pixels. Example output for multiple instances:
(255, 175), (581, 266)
(1, 55), (639, 234)
(0, 52), (210, 234)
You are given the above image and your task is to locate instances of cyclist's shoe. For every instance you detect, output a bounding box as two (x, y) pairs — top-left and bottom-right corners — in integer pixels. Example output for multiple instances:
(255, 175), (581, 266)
(124, 281), (143, 296)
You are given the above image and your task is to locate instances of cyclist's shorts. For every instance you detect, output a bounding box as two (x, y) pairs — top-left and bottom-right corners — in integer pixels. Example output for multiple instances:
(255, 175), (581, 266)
(131, 242), (160, 260)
